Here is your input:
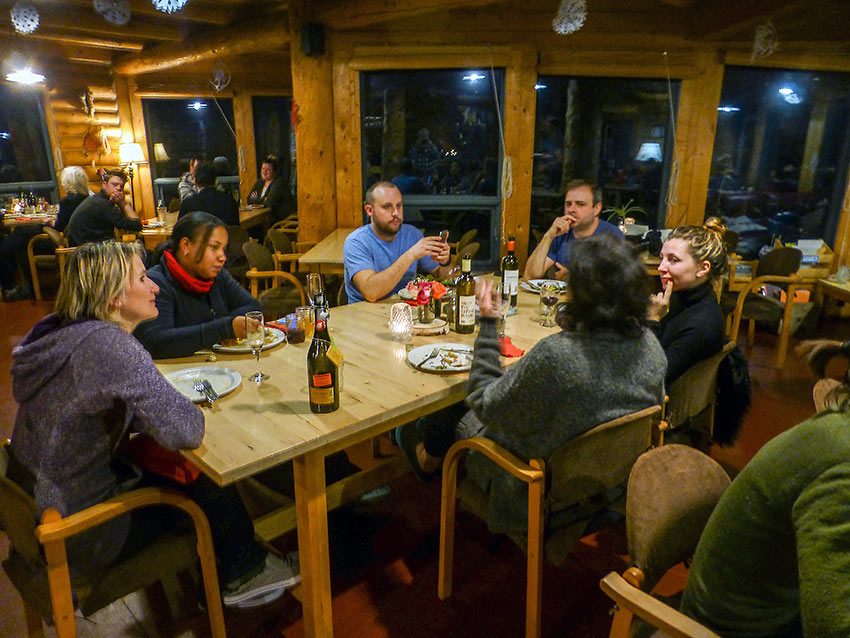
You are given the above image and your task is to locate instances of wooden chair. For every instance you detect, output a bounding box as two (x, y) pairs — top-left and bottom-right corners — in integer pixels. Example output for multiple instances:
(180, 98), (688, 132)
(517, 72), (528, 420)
(27, 227), (74, 301)
(722, 246), (803, 369)
(661, 341), (737, 450)
(600, 444), (730, 638)
(450, 241), (480, 267)
(243, 241), (307, 317)
(224, 224), (251, 282)
(263, 228), (307, 274)
(0, 442), (225, 638)
(449, 228), (477, 257)
(438, 405), (663, 638)
(269, 213), (299, 238)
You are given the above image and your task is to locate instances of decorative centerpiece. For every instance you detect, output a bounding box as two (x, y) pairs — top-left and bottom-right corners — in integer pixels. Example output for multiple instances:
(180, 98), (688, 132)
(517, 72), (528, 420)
(389, 303), (414, 342)
(401, 278), (448, 325)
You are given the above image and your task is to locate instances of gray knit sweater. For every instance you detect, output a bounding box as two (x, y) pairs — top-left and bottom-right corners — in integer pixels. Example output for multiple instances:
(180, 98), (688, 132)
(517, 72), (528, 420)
(463, 318), (666, 532)
(8, 314), (204, 576)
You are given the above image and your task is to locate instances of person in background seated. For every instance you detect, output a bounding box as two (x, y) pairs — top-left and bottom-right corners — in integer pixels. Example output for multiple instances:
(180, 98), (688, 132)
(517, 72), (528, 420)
(246, 155), (295, 222)
(6, 241), (299, 608)
(343, 181), (451, 303)
(680, 339), (850, 637)
(133, 212), (260, 359)
(66, 169), (142, 247)
(178, 156), (202, 200)
(54, 165), (91, 233)
(524, 179), (622, 281)
(647, 218), (727, 385)
(395, 234), (665, 533)
(179, 161), (239, 225)
(392, 157), (431, 194)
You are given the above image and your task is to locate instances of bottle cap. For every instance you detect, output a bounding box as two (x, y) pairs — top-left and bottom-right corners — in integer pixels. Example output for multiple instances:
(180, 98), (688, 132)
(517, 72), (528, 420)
(507, 240), (515, 250)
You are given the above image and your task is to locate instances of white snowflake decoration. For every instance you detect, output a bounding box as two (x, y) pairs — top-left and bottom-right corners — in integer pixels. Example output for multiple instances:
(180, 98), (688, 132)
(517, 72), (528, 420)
(10, 2), (39, 34)
(751, 20), (778, 63)
(209, 61), (232, 92)
(553, 0), (586, 35)
(94, 0), (131, 26)
(151, 0), (188, 14)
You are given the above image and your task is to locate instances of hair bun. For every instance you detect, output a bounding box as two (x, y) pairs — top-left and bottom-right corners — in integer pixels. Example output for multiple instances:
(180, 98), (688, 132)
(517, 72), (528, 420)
(703, 216), (726, 238)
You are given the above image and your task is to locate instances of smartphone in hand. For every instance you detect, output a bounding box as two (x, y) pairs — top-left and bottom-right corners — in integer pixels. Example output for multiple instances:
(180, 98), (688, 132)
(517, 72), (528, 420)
(440, 229), (449, 243)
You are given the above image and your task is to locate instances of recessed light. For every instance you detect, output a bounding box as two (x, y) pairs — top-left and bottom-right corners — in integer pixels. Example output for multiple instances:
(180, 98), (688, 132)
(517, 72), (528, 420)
(5, 68), (45, 84)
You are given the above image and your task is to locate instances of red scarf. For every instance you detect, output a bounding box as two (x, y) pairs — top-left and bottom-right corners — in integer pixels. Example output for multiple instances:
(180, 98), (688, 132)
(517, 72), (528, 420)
(163, 249), (213, 294)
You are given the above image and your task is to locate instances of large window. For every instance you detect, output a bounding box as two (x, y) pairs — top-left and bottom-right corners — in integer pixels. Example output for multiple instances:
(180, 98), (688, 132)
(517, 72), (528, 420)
(707, 67), (850, 258)
(252, 96), (295, 193)
(360, 69), (505, 268)
(531, 76), (679, 248)
(143, 98), (238, 204)
(0, 84), (57, 204)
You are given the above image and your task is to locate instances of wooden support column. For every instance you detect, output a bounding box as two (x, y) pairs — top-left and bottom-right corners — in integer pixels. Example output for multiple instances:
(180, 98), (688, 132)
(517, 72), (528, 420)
(502, 45), (537, 269)
(117, 74), (155, 217)
(332, 36), (363, 229)
(291, 2), (337, 243)
(831, 166), (850, 268)
(232, 91), (257, 205)
(665, 50), (725, 228)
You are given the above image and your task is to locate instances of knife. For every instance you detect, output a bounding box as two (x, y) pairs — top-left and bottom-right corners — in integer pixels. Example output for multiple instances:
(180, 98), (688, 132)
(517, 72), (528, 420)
(201, 379), (220, 403)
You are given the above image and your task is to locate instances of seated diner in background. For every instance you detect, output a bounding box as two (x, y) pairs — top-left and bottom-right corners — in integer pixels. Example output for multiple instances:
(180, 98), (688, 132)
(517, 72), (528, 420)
(66, 169), (142, 247)
(54, 165), (91, 233)
(343, 180), (451, 303)
(395, 234), (666, 533)
(6, 241), (299, 608)
(246, 154), (295, 222)
(523, 179), (622, 281)
(133, 212), (261, 359)
(680, 338), (850, 637)
(179, 161), (240, 225)
(647, 218), (727, 385)
(178, 156), (202, 201)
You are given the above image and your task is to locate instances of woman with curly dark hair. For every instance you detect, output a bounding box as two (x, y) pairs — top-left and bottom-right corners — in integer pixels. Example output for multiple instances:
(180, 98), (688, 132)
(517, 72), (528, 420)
(395, 234), (666, 533)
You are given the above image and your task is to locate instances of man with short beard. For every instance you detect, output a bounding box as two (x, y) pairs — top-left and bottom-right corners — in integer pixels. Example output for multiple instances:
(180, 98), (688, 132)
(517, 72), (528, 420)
(343, 181), (451, 303)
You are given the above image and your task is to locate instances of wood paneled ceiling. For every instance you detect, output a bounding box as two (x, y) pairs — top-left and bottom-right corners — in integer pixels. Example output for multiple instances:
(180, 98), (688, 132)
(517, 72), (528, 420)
(0, 0), (846, 79)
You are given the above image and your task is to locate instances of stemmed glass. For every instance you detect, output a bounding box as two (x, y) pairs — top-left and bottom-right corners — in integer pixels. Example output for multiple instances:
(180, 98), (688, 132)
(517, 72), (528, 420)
(539, 284), (560, 327)
(491, 282), (511, 336)
(306, 273), (324, 306)
(246, 310), (271, 382)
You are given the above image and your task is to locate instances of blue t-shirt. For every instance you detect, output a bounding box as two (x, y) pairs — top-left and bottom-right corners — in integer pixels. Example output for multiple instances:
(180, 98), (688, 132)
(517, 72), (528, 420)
(546, 219), (623, 266)
(344, 224), (439, 303)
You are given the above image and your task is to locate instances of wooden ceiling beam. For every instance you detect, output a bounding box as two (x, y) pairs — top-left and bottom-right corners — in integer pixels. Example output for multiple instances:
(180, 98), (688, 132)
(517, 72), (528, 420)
(0, 29), (144, 51)
(34, 0), (237, 26)
(691, 0), (809, 41)
(113, 13), (291, 75)
(35, 7), (184, 42)
(313, 0), (505, 30)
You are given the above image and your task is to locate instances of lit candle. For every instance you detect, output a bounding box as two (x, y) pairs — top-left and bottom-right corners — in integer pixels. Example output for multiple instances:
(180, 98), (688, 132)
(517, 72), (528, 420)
(389, 303), (414, 342)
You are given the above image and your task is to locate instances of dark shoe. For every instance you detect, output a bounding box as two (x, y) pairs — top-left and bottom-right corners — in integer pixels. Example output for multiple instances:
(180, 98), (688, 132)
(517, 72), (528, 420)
(396, 424), (438, 482)
(3, 283), (31, 301)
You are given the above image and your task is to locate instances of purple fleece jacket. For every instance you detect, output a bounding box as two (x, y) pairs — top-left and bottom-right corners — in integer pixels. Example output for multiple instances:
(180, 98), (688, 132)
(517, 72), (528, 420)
(8, 314), (204, 576)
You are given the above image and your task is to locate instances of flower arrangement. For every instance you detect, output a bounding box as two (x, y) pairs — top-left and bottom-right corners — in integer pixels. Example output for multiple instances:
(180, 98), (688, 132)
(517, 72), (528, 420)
(404, 277), (448, 324)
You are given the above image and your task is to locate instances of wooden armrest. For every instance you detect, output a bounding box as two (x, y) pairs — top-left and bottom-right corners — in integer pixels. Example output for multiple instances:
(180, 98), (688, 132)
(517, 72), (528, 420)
(36, 487), (207, 544)
(273, 252), (302, 263)
(600, 572), (721, 638)
(443, 436), (544, 485)
(26, 233), (49, 258)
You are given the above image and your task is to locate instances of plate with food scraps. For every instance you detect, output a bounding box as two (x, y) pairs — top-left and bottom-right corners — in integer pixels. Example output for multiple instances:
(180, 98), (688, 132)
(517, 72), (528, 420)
(213, 327), (286, 354)
(164, 366), (242, 403)
(519, 279), (568, 294)
(407, 343), (473, 373)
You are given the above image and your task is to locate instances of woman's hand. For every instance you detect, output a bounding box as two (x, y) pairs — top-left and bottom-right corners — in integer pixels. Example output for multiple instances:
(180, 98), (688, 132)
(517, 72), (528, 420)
(476, 279), (501, 319)
(647, 281), (673, 322)
(232, 315), (260, 340)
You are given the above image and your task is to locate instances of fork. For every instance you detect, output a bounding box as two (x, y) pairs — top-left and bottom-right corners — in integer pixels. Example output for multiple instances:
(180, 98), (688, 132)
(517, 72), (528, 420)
(193, 379), (214, 405)
(415, 347), (441, 370)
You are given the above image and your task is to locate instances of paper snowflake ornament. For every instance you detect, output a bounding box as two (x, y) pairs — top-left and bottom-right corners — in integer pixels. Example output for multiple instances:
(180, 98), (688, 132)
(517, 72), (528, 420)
(751, 20), (778, 62)
(553, 0), (587, 35)
(151, 0), (188, 15)
(10, 2), (39, 34)
(94, 0), (131, 26)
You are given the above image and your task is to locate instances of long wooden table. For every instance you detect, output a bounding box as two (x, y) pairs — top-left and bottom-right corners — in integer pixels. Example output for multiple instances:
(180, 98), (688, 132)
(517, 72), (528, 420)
(139, 206), (272, 250)
(156, 290), (556, 637)
(299, 227), (356, 275)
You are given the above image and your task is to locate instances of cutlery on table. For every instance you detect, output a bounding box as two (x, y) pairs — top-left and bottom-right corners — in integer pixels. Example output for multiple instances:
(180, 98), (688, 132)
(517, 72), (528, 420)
(193, 379), (217, 405)
(415, 347), (441, 370)
(202, 379), (220, 402)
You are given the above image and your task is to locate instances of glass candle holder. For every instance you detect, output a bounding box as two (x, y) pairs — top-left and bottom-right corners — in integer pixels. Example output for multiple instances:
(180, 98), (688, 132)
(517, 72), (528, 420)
(389, 303), (414, 342)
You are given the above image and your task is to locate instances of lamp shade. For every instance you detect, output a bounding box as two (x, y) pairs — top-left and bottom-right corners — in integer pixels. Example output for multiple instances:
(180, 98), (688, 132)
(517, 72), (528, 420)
(636, 142), (662, 162)
(119, 142), (145, 164)
(153, 142), (170, 162)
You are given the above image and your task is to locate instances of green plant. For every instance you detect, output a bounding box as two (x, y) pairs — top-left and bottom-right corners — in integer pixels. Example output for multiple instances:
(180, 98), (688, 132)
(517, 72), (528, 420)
(602, 199), (647, 223)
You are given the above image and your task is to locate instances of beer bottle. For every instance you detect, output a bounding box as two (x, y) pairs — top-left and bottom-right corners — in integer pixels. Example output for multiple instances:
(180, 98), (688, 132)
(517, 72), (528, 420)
(308, 310), (341, 413)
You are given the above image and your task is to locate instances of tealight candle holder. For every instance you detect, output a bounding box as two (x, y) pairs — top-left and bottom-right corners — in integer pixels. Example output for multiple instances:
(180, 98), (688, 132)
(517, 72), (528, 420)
(389, 302), (414, 342)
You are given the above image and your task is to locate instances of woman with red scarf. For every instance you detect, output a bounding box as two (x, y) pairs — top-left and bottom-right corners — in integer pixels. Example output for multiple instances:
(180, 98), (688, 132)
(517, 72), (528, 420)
(134, 212), (261, 359)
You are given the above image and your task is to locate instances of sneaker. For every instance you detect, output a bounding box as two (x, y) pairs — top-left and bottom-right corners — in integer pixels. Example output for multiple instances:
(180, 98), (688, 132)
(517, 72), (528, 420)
(222, 551), (300, 607)
(233, 586), (287, 609)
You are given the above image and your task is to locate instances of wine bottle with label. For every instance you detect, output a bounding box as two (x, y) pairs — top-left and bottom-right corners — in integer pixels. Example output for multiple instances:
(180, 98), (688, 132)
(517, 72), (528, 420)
(454, 255), (475, 334)
(501, 238), (519, 308)
(307, 310), (342, 413)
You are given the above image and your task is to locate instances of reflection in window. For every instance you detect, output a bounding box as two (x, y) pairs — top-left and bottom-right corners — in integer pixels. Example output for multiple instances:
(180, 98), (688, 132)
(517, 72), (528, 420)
(707, 67), (850, 259)
(0, 84), (56, 203)
(252, 96), (295, 192)
(531, 77), (679, 245)
(360, 69), (505, 267)
(143, 98), (238, 205)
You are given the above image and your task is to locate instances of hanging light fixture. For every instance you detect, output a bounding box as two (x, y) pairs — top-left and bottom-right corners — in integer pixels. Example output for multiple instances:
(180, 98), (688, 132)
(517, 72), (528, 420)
(552, 0), (586, 35)
(93, 0), (131, 25)
(10, 2), (39, 34)
(151, 0), (188, 14)
(5, 67), (45, 84)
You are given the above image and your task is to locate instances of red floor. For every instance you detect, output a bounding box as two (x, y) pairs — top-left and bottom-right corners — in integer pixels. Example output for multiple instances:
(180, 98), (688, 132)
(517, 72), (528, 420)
(0, 296), (841, 637)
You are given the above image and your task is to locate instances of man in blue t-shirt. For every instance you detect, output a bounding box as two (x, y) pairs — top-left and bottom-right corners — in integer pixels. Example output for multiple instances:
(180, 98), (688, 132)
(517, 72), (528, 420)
(524, 179), (623, 281)
(344, 181), (451, 303)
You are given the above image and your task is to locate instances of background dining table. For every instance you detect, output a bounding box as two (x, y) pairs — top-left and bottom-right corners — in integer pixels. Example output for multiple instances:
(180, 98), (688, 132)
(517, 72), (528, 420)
(156, 287), (559, 637)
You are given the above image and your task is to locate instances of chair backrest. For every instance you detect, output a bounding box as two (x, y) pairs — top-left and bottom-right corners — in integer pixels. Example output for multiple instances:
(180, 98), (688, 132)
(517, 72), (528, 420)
(265, 228), (293, 254)
(625, 444), (730, 591)
(225, 224), (250, 264)
(242, 240), (276, 272)
(455, 228), (478, 255)
(43, 226), (67, 248)
(336, 283), (348, 306)
(754, 246), (802, 278)
(665, 341), (736, 429)
(722, 230), (739, 255)
(0, 443), (42, 566)
(547, 405), (661, 514)
(458, 241), (480, 262)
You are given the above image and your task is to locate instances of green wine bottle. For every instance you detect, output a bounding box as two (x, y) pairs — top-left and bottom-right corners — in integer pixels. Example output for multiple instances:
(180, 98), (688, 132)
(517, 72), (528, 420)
(454, 255), (475, 334)
(307, 310), (340, 413)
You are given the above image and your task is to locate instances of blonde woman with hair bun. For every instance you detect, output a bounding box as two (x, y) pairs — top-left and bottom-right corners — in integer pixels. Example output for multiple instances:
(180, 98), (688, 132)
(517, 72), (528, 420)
(648, 217), (729, 383)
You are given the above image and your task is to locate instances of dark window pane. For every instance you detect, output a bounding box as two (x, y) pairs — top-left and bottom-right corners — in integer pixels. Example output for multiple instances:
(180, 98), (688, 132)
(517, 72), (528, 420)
(252, 96), (295, 190)
(707, 66), (850, 258)
(0, 85), (54, 184)
(531, 76), (679, 245)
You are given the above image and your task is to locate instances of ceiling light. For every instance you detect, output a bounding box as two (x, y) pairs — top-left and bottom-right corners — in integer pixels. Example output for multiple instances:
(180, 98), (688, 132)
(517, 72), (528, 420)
(0, 132), (9, 139)
(5, 68), (45, 84)
(188, 101), (207, 110)
(462, 73), (486, 82)
(778, 87), (793, 96)
(783, 93), (802, 105)
(534, 83), (547, 90)
(717, 106), (741, 113)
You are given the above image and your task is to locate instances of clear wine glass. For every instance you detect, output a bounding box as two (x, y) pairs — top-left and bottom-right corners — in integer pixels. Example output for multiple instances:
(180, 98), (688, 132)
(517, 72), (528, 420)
(491, 282), (511, 336)
(539, 284), (560, 328)
(306, 273), (324, 306)
(246, 310), (271, 382)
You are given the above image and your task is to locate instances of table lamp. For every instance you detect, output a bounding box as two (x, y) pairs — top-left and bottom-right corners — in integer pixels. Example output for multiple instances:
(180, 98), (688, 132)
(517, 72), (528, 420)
(119, 142), (146, 210)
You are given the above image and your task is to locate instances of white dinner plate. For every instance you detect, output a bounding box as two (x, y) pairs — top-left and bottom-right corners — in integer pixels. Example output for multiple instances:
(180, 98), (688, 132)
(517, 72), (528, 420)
(397, 286), (416, 300)
(408, 343), (473, 373)
(164, 367), (242, 403)
(213, 327), (286, 354)
(520, 279), (568, 294)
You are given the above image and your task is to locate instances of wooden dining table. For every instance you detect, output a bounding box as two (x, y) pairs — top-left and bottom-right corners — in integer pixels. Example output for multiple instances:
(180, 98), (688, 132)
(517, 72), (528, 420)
(299, 227), (356, 275)
(156, 288), (557, 637)
(139, 206), (272, 250)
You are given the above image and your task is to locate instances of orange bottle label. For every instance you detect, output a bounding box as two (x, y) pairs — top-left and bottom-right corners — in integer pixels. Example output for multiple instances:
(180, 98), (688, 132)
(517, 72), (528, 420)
(312, 372), (333, 387)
